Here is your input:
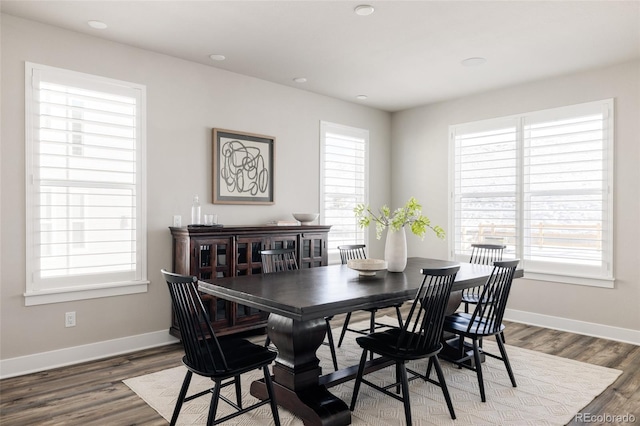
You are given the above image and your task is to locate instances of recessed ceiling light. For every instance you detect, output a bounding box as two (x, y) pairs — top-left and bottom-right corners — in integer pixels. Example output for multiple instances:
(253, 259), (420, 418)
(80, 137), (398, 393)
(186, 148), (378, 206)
(461, 57), (487, 67)
(356, 95), (368, 100)
(87, 20), (108, 30)
(209, 54), (226, 61)
(293, 77), (307, 83)
(354, 5), (375, 16)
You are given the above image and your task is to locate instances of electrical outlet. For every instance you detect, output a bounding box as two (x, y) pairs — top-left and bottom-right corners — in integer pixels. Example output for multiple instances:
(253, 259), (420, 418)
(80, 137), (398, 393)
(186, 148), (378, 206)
(173, 215), (182, 227)
(65, 311), (76, 327)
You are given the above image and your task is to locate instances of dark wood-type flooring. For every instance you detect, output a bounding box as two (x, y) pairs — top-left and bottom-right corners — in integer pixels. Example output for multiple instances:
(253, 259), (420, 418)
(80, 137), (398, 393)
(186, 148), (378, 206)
(1, 308), (639, 425)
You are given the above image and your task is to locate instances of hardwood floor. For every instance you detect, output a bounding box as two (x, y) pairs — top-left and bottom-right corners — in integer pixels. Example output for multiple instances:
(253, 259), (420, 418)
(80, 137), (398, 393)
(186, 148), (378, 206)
(1, 309), (639, 425)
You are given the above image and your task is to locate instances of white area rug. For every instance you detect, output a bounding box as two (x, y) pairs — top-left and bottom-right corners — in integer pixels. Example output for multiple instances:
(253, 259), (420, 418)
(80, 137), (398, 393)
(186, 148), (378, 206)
(124, 319), (621, 425)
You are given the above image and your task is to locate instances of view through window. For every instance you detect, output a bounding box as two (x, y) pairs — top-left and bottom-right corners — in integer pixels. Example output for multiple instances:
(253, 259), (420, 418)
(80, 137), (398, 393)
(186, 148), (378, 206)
(451, 99), (613, 286)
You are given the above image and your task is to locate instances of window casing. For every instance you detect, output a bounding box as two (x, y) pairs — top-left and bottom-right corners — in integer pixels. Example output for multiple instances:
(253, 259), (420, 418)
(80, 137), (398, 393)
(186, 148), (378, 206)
(320, 121), (369, 263)
(25, 62), (148, 305)
(450, 99), (614, 287)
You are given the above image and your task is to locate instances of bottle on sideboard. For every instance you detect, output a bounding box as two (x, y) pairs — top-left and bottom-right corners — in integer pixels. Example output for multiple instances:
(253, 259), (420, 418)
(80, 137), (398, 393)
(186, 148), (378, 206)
(191, 195), (201, 225)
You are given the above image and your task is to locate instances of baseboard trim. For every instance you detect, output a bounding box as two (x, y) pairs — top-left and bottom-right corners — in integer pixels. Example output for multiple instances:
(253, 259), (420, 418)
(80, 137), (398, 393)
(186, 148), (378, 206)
(504, 308), (640, 346)
(0, 330), (179, 379)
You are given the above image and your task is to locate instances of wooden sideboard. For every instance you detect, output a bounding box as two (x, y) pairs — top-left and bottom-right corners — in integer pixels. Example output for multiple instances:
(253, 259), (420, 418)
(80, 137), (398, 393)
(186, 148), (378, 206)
(169, 224), (331, 338)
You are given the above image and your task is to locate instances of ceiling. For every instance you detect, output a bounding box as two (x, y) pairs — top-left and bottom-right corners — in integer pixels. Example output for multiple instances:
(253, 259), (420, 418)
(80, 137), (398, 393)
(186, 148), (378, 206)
(2, 1), (639, 112)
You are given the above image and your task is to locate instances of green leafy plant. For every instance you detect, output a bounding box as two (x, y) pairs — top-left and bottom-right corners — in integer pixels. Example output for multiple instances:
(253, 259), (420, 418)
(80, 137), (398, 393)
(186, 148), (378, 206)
(354, 197), (445, 240)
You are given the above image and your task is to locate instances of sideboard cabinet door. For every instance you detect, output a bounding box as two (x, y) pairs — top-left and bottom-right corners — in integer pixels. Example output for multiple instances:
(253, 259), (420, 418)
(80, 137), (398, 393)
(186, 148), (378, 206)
(191, 237), (232, 329)
(235, 236), (268, 276)
(300, 232), (328, 269)
(268, 234), (298, 251)
(233, 235), (269, 327)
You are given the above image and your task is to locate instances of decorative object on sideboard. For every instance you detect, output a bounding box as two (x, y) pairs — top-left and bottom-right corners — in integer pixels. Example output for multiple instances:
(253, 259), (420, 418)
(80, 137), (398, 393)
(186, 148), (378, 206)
(212, 128), (275, 205)
(292, 213), (319, 225)
(354, 197), (445, 272)
(203, 213), (217, 226)
(267, 219), (300, 226)
(191, 195), (201, 225)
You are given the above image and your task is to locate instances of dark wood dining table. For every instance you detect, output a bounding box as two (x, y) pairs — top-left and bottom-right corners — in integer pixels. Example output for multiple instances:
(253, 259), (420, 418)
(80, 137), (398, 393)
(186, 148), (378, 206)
(198, 257), (521, 426)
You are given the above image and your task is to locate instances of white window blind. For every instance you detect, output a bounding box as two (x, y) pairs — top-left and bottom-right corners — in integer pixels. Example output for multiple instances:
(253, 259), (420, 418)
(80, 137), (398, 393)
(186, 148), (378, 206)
(451, 100), (614, 287)
(25, 63), (148, 305)
(453, 119), (519, 259)
(523, 103), (612, 279)
(320, 122), (368, 257)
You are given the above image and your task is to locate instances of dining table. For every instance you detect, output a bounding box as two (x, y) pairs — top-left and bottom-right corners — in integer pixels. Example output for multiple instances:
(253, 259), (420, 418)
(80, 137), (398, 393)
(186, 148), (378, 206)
(198, 257), (522, 426)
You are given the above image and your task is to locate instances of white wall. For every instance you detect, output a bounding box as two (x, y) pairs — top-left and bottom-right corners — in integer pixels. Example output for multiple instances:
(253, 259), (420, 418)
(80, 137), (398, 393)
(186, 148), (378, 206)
(0, 15), (391, 362)
(391, 60), (640, 335)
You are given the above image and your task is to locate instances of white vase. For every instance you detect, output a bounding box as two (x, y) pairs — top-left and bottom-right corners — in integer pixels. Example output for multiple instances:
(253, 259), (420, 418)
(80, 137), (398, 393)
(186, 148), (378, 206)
(384, 226), (407, 272)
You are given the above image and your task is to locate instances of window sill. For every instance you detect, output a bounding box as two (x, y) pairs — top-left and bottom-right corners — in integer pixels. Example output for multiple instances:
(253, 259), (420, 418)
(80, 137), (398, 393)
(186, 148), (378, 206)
(523, 271), (614, 288)
(24, 281), (149, 306)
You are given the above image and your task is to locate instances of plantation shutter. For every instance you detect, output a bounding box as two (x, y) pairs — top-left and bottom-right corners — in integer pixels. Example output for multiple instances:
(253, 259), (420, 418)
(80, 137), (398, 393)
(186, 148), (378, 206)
(451, 99), (613, 286)
(320, 122), (368, 251)
(26, 63), (147, 298)
(452, 119), (518, 259)
(523, 102), (612, 278)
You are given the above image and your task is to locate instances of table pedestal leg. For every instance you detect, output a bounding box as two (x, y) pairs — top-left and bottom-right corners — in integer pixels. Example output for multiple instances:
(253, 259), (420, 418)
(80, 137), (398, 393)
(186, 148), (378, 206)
(447, 290), (463, 315)
(250, 314), (350, 426)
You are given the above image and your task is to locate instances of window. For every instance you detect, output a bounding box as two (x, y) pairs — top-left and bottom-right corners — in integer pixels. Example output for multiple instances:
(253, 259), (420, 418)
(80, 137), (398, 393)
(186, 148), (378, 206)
(25, 63), (147, 305)
(450, 99), (614, 287)
(320, 121), (368, 263)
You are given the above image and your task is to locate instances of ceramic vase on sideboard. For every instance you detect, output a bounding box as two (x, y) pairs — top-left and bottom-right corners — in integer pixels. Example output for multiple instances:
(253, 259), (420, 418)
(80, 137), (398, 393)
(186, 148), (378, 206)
(384, 226), (407, 272)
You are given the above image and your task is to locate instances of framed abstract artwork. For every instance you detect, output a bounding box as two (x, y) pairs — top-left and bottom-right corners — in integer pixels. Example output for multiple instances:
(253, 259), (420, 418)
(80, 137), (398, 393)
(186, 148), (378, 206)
(212, 128), (275, 204)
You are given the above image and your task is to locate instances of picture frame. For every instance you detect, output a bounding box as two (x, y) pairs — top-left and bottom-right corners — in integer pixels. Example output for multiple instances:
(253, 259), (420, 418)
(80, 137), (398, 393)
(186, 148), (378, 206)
(212, 128), (275, 204)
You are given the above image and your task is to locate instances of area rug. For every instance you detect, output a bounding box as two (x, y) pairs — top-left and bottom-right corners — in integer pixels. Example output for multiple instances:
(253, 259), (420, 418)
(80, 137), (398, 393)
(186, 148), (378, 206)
(124, 319), (621, 425)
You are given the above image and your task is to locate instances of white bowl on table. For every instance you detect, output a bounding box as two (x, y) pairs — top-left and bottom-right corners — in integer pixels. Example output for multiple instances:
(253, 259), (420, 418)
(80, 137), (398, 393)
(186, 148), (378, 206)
(347, 259), (388, 276)
(292, 213), (319, 225)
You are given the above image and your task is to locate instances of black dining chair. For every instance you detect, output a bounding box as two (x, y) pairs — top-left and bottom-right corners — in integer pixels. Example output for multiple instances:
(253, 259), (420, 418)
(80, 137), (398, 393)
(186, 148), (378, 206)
(336, 245), (404, 350)
(161, 269), (280, 426)
(442, 259), (519, 402)
(461, 243), (506, 313)
(350, 265), (459, 425)
(260, 248), (298, 273)
(260, 248), (339, 371)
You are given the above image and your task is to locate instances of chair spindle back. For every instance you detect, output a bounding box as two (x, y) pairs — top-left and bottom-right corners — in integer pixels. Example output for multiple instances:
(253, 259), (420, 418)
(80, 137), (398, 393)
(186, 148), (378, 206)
(469, 243), (506, 265)
(161, 269), (228, 374)
(395, 265), (459, 353)
(467, 260), (519, 335)
(337, 244), (367, 264)
(261, 248), (298, 273)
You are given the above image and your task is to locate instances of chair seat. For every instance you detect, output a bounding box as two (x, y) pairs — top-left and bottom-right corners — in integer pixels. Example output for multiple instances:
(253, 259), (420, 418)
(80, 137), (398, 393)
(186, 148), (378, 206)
(184, 338), (277, 379)
(356, 328), (442, 361)
(444, 312), (505, 338)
